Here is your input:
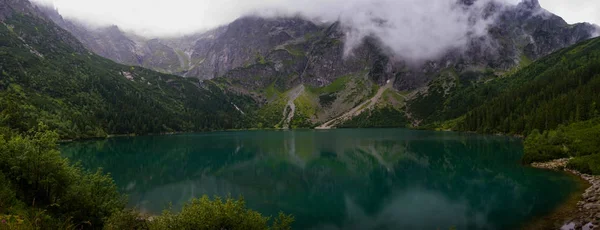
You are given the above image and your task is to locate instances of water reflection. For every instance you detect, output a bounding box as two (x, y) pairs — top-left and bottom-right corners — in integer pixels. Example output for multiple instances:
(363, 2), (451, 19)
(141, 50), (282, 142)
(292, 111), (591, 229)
(62, 129), (576, 230)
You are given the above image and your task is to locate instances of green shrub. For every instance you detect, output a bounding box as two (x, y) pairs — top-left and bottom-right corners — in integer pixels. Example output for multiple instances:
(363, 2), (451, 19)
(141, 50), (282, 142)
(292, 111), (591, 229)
(149, 196), (293, 230)
(0, 172), (17, 213)
(0, 126), (125, 229)
(567, 154), (600, 175)
(523, 119), (600, 163)
(58, 169), (126, 228)
(103, 209), (149, 230)
(522, 129), (569, 164)
(0, 127), (77, 207)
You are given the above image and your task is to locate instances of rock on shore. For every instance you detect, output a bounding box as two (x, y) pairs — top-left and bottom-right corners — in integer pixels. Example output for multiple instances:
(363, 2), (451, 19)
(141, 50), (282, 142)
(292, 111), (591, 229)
(532, 158), (600, 230)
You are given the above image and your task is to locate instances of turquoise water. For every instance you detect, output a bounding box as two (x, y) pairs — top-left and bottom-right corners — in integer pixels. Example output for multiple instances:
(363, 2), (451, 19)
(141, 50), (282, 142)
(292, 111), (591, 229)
(61, 129), (577, 230)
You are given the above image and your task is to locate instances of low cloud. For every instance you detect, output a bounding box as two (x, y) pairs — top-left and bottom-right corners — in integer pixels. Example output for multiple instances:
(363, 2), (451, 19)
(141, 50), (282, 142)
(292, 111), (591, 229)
(593, 26), (600, 38)
(258, 0), (520, 61)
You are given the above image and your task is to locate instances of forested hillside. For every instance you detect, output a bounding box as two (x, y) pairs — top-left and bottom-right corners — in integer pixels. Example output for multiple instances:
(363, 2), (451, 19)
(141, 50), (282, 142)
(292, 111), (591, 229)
(0, 14), (257, 140)
(458, 38), (600, 135)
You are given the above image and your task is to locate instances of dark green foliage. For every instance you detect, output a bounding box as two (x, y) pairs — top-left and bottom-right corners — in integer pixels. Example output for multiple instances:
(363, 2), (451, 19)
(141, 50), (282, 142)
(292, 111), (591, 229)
(339, 107), (408, 128)
(318, 93), (336, 107)
(290, 111), (313, 129)
(523, 129), (569, 164)
(58, 169), (125, 228)
(407, 83), (447, 123)
(457, 38), (600, 135)
(0, 126), (126, 229)
(523, 118), (600, 164)
(103, 209), (149, 230)
(408, 69), (501, 124)
(567, 154), (600, 175)
(149, 196), (294, 230)
(0, 172), (17, 213)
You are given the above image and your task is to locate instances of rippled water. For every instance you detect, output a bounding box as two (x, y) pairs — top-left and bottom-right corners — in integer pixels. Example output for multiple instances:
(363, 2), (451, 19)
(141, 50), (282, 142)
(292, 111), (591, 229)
(62, 129), (577, 230)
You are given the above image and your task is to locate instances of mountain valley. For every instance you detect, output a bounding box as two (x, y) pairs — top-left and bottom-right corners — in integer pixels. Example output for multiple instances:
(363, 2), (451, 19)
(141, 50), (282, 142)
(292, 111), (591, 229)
(1, 0), (600, 228)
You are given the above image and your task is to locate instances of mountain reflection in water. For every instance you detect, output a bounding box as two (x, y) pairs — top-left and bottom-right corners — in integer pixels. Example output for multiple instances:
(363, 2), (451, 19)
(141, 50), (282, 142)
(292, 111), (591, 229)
(62, 129), (576, 230)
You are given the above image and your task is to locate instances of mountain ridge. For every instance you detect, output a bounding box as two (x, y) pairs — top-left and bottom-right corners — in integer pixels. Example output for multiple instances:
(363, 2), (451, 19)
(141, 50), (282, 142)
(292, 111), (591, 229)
(14, 0), (600, 130)
(38, 1), (599, 83)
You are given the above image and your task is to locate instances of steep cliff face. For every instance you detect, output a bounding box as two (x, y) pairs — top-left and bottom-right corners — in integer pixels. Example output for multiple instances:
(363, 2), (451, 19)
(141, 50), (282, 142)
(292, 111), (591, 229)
(221, 21), (390, 89)
(185, 17), (322, 80)
(496, 0), (597, 60)
(38, 6), (193, 75)
(0, 0), (37, 20)
(39, 0), (598, 90)
(390, 0), (599, 90)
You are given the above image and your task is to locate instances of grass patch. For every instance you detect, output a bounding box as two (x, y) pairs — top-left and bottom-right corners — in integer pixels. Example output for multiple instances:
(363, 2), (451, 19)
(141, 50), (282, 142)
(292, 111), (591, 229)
(264, 82), (283, 99)
(291, 92), (318, 128)
(284, 44), (305, 57)
(519, 54), (532, 67)
(339, 107), (408, 128)
(257, 96), (287, 129)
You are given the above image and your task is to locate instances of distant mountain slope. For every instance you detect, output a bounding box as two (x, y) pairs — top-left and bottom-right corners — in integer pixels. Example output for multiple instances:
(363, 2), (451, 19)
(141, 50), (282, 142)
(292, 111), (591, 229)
(0, 0), (256, 139)
(458, 37), (600, 135)
(438, 35), (600, 179)
(40, 6), (192, 75)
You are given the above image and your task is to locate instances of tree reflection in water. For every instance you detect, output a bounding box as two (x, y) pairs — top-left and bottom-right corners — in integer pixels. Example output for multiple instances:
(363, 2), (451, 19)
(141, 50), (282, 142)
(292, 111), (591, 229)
(62, 129), (577, 230)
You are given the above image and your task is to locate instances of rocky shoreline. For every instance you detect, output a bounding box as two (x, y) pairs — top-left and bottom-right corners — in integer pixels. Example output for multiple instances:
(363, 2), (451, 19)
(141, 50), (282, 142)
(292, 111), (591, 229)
(532, 158), (600, 230)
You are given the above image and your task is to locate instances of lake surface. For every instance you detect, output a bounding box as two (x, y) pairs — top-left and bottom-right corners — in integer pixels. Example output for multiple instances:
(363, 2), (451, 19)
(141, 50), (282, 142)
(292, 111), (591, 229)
(62, 129), (577, 230)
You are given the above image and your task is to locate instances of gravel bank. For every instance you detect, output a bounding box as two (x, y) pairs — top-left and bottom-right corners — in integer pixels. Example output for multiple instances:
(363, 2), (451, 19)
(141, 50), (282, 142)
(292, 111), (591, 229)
(532, 158), (600, 230)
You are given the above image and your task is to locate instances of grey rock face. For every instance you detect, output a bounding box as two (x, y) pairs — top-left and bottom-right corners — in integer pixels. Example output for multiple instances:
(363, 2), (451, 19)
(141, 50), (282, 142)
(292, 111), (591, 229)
(186, 16), (321, 80)
(0, 0), (35, 20)
(222, 21), (392, 91)
(37, 0), (599, 92)
(390, 0), (599, 90)
(38, 5), (196, 75)
(1, 0), (87, 55)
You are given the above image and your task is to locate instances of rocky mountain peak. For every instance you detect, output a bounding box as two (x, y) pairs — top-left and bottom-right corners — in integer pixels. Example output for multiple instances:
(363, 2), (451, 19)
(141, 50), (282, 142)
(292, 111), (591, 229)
(519, 0), (541, 10)
(0, 0), (36, 20)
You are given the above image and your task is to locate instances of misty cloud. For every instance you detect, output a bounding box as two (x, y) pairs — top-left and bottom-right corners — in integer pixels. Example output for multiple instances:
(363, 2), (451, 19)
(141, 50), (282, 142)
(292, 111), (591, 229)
(252, 0), (521, 61)
(320, 0), (502, 61)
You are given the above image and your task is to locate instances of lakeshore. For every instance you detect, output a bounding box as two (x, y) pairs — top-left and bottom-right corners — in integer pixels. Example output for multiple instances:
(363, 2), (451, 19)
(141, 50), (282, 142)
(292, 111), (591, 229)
(530, 159), (600, 230)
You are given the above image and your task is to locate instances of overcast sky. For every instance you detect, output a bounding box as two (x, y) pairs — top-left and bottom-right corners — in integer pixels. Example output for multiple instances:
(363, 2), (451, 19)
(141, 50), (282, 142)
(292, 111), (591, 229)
(31, 0), (600, 37)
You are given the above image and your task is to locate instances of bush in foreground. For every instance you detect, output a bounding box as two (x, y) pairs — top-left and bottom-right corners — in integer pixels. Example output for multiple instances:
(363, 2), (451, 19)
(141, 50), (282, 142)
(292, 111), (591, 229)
(0, 125), (126, 229)
(149, 196), (293, 230)
(567, 154), (600, 175)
